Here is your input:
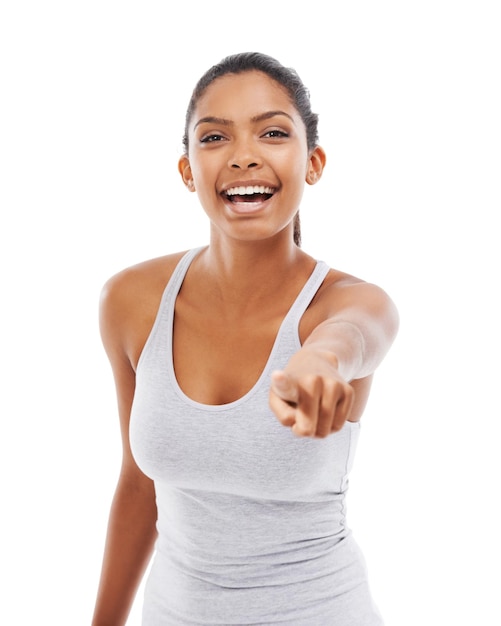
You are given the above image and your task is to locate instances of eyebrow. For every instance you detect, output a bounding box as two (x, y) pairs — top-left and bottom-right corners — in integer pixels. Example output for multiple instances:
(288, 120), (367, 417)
(252, 110), (295, 124)
(193, 110), (295, 130)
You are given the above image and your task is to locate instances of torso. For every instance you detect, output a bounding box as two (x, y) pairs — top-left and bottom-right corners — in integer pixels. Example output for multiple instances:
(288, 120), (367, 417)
(128, 249), (381, 624)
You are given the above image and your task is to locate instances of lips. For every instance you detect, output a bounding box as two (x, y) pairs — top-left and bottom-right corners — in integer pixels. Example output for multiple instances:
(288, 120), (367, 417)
(222, 184), (275, 204)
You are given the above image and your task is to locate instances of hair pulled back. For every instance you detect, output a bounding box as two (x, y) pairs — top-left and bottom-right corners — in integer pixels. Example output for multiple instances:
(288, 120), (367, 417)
(182, 52), (320, 247)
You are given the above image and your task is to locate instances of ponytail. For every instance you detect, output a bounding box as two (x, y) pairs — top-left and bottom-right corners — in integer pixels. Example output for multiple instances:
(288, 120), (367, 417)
(293, 212), (301, 247)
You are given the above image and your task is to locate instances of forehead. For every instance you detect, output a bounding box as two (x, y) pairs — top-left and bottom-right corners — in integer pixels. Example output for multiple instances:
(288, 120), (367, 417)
(192, 70), (299, 124)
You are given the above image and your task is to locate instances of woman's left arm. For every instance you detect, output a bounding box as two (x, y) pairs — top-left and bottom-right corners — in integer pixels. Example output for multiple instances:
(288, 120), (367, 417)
(269, 281), (399, 438)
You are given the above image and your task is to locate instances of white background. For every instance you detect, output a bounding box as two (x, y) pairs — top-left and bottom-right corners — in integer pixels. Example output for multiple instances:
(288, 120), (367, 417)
(1, 1), (500, 624)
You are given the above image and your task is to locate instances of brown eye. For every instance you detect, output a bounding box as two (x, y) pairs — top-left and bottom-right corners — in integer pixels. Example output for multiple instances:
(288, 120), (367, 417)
(263, 130), (289, 138)
(200, 134), (225, 143)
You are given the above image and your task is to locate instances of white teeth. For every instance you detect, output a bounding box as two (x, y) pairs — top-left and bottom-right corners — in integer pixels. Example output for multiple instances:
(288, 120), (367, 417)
(225, 185), (274, 196)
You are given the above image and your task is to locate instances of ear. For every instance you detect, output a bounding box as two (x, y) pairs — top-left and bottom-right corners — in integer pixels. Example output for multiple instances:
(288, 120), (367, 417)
(178, 155), (196, 192)
(305, 146), (326, 185)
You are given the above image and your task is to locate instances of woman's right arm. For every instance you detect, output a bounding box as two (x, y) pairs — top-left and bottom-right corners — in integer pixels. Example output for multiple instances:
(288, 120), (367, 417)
(92, 275), (158, 626)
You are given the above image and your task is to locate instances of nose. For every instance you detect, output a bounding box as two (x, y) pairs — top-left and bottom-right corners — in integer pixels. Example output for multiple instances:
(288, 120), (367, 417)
(230, 160), (259, 169)
(228, 138), (262, 169)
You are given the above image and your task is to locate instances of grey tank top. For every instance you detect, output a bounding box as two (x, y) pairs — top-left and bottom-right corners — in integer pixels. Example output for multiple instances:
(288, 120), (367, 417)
(130, 248), (383, 625)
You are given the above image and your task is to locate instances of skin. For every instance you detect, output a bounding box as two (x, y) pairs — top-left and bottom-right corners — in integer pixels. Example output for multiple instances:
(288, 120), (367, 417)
(92, 70), (399, 625)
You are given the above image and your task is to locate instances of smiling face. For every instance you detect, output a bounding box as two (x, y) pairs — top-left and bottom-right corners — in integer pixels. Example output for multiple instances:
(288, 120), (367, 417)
(179, 70), (325, 244)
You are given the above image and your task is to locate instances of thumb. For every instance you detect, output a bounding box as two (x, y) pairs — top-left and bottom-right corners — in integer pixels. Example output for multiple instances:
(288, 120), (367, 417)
(271, 371), (299, 406)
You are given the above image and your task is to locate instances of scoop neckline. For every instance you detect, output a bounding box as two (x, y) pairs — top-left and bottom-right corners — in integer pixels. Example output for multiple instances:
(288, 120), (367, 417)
(166, 250), (325, 413)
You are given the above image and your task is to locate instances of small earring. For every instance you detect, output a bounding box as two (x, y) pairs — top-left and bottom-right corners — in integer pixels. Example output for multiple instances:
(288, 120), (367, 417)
(187, 180), (194, 190)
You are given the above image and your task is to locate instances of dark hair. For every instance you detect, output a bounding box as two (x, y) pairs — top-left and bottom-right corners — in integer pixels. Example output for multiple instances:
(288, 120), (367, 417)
(182, 52), (320, 246)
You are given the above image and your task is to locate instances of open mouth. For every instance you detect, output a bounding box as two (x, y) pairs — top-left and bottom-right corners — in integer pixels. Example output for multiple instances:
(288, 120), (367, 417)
(223, 185), (275, 203)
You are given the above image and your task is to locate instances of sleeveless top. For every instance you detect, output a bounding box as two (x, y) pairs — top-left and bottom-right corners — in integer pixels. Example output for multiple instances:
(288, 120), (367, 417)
(130, 248), (383, 625)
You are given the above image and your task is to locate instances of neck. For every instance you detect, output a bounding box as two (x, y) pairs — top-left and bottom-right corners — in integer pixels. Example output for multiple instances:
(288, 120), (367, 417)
(194, 234), (313, 307)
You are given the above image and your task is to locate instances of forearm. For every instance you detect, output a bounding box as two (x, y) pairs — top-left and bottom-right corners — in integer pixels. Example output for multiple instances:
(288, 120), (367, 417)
(92, 477), (157, 626)
(299, 320), (366, 382)
(300, 298), (398, 382)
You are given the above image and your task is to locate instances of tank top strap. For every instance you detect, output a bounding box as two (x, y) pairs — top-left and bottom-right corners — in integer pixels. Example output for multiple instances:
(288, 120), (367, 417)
(168, 247), (206, 294)
(136, 247), (205, 371)
(288, 260), (331, 326)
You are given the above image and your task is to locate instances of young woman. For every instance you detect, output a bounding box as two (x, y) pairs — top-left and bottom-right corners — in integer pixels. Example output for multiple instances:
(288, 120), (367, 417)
(92, 52), (399, 625)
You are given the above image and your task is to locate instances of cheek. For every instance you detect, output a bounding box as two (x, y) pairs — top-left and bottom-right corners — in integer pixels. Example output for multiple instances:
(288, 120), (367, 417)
(190, 165), (221, 208)
(285, 160), (309, 190)
(190, 151), (221, 183)
(273, 146), (310, 178)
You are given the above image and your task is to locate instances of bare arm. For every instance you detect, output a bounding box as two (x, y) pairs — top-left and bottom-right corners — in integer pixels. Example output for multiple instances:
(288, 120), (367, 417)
(92, 279), (158, 626)
(269, 280), (399, 438)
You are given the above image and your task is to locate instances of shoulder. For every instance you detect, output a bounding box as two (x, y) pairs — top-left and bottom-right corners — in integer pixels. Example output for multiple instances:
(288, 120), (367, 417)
(303, 263), (399, 337)
(101, 251), (188, 303)
(99, 250), (189, 367)
(323, 268), (396, 314)
(101, 252), (185, 309)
